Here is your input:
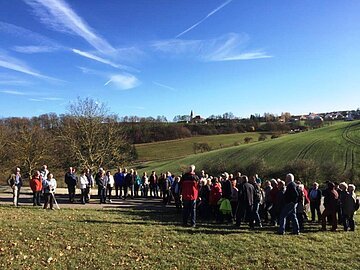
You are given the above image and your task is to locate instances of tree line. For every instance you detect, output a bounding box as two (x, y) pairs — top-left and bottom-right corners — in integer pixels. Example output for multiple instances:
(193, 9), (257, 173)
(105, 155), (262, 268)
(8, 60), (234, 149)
(0, 98), (137, 182)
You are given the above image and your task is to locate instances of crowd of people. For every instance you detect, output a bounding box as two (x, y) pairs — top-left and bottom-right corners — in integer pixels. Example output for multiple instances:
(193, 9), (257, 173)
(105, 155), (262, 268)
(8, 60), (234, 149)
(6, 164), (359, 234)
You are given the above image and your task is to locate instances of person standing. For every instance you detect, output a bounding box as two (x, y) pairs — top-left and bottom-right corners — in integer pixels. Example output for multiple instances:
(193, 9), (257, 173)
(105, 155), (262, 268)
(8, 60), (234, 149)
(95, 168), (107, 204)
(30, 171), (42, 206)
(235, 176), (255, 228)
(7, 167), (23, 207)
(85, 168), (94, 202)
(42, 173), (57, 210)
(40, 165), (49, 181)
(141, 172), (149, 198)
(106, 171), (115, 202)
(114, 168), (123, 198)
(309, 182), (322, 222)
(180, 165), (199, 227)
(64, 167), (77, 203)
(321, 181), (339, 231)
(278, 173), (300, 235)
(79, 170), (89, 204)
(124, 169), (135, 199)
(149, 171), (158, 197)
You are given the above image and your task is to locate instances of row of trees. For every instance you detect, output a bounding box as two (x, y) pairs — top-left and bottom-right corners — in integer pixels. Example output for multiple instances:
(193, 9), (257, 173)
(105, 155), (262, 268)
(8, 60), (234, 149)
(0, 98), (137, 182)
(203, 158), (359, 186)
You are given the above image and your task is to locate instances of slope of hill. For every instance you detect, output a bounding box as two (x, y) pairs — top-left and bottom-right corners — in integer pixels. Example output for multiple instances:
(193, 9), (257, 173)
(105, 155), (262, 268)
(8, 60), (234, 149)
(137, 121), (360, 181)
(135, 132), (268, 162)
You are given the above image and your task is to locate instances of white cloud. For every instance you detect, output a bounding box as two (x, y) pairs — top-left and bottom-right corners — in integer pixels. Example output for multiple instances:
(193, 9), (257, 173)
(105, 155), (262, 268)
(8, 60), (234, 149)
(0, 21), (61, 47)
(176, 0), (233, 38)
(104, 74), (140, 90)
(0, 90), (27, 96)
(72, 49), (137, 72)
(0, 50), (59, 80)
(23, 0), (115, 55)
(13, 45), (59, 54)
(152, 33), (272, 62)
(153, 81), (177, 92)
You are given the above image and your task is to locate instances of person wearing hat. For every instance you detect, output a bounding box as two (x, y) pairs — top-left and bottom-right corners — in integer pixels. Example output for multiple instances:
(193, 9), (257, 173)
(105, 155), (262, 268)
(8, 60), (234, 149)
(7, 167), (23, 206)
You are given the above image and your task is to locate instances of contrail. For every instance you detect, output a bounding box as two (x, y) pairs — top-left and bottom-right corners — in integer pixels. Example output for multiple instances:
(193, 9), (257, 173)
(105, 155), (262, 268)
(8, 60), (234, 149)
(175, 0), (233, 38)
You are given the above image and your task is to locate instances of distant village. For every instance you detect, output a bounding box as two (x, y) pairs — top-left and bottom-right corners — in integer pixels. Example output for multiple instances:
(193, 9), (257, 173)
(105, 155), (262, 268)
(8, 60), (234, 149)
(178, 109), (360, 124)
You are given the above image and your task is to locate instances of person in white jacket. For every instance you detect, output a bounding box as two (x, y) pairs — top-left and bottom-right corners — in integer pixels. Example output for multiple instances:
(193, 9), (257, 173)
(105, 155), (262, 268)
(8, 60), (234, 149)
(106, 170), (115, 203)
(79, 170), (89, 204)
(42, 173), (57, 210)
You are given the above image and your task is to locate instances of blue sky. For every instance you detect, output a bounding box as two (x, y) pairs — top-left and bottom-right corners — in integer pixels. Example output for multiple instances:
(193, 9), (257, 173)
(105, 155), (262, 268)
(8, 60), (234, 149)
(0, 0), (359, 119)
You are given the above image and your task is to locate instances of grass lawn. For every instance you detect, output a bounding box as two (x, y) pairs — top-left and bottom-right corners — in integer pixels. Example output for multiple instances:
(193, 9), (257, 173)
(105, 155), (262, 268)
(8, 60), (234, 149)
(135, 132), (269, 162)
(0, 205), (359, 269)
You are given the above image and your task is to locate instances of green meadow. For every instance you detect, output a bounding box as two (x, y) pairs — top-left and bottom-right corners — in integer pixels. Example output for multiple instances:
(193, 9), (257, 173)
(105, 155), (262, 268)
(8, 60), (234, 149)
(135, 132), (267, 162)
(0, 205), (359, 270)
(136, 121), (360, 179)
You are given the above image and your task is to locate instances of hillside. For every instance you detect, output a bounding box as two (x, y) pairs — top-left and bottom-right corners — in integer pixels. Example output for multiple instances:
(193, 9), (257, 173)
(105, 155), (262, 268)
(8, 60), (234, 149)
(137, 121), (360, 181)
(135, 132), (269, 161)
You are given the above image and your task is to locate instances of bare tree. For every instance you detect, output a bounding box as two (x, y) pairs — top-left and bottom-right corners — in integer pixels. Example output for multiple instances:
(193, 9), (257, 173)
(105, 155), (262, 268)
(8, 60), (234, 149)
(9, 125), (50, 176)
(59, 97), (135, 171)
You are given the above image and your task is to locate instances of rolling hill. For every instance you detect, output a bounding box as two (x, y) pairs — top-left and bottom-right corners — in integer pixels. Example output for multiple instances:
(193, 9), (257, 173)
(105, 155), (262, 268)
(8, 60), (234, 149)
(136, 121), (360, 181)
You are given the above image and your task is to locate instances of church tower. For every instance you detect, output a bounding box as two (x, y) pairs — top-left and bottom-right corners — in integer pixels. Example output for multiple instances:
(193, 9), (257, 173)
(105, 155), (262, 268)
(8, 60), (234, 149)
(190, 110), (194, 120)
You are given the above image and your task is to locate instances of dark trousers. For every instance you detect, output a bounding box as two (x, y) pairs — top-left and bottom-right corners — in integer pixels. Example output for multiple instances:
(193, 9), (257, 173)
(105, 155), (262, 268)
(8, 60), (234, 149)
(174, 193), (182, 210)
(43, 193), (54, 209)
(80, 188), (87, 204)
(67, 185), (76, 202)
(296, 212), (304, 231)
(150, 184), (158, 197)
(183, 200), (196, 226)
(107, 186), (113, 201)
(321, 208), (337, 231)
(124, 185), (134, 199)
(163, 190), (171, 204)
(310, 201), (321, 221)
(33, 191), (41, 206)
(278, 202), (299, 234)
(250, 202), (262, 228)
(236, 204), (252, 226)
(115, 184), (123, 198)
(342, 214), (355, 231)
(142, 185), (149, 197)
(98, 188), (106, 203)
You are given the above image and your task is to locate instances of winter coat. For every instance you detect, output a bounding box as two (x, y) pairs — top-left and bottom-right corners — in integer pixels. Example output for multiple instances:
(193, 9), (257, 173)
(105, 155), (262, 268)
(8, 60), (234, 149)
(342, 192), (356, 216)
(30, 177), (42, 192)
(79, 175), (89, 189)
(209, 183), (222, 206)
(180, 172), (199, 201)
(42, 178), (57, 193)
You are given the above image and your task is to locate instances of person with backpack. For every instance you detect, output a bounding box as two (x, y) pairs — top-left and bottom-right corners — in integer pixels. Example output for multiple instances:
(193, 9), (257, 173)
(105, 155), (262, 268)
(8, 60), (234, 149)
(277, 173), (300, 235)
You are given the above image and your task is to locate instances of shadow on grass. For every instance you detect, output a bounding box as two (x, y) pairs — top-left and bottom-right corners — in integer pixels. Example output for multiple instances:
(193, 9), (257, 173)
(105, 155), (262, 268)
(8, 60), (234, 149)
(80, 205), (323, 235)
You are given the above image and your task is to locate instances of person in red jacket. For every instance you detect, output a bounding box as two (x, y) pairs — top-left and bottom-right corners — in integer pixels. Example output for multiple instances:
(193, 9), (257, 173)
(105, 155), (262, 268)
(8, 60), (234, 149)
(30, 171), (42, 206)
(180, 165), (199, 227)
(209, 178), (222, 221)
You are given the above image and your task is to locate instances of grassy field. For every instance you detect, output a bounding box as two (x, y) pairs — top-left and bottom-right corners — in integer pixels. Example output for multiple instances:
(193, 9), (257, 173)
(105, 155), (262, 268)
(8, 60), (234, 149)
(135, 132), (268, 162)
(136, 121), (360, 177)
(0, 205), (359, 270)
